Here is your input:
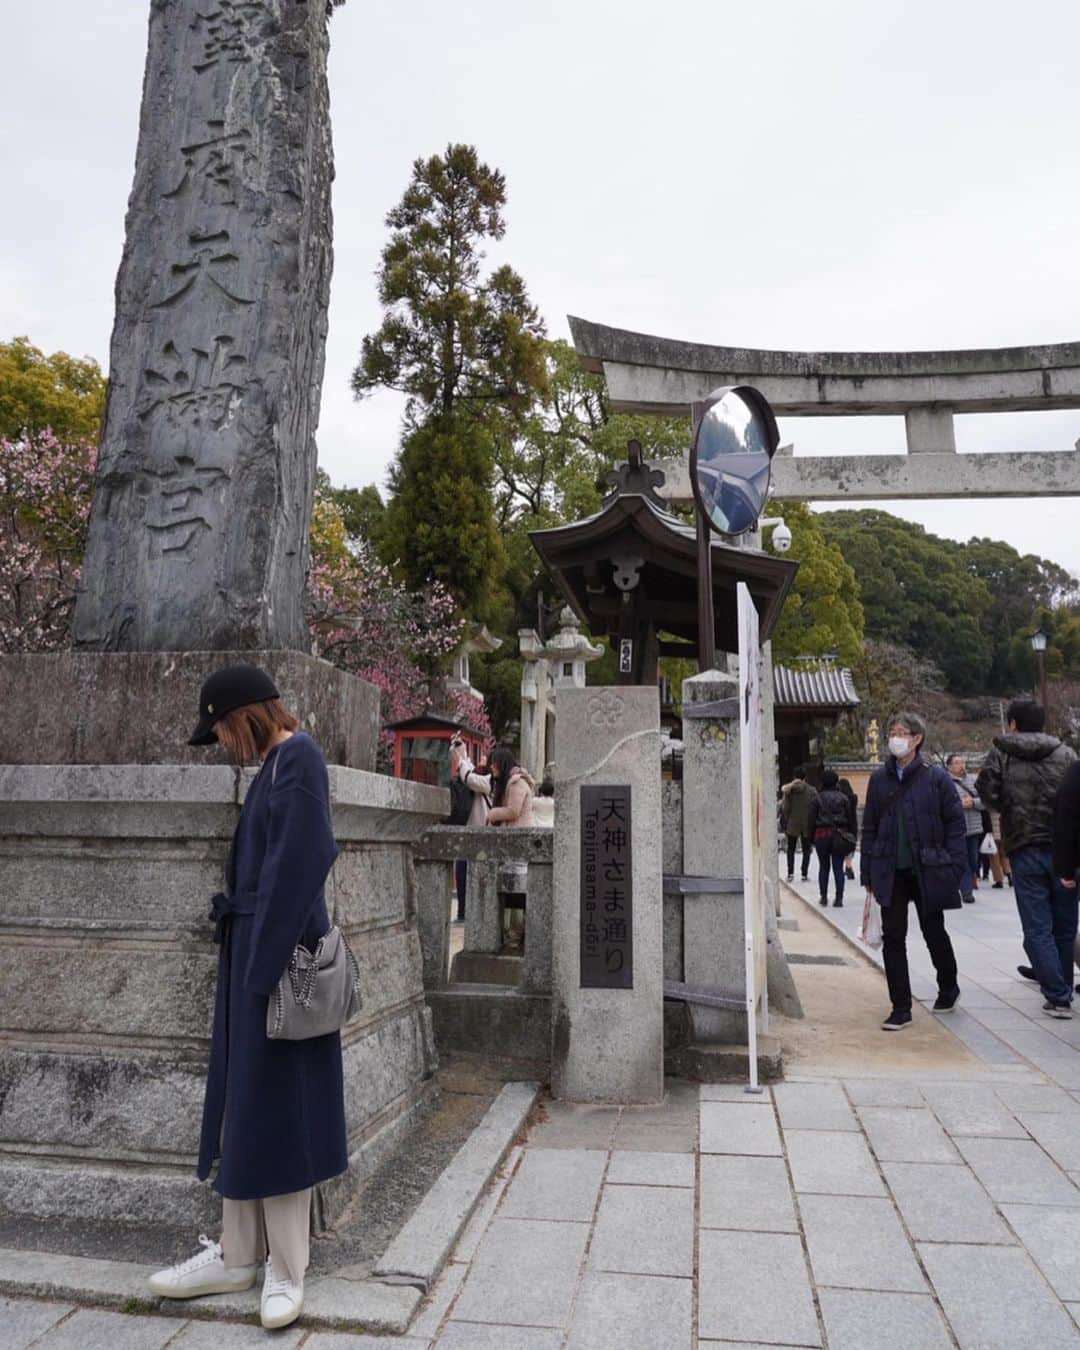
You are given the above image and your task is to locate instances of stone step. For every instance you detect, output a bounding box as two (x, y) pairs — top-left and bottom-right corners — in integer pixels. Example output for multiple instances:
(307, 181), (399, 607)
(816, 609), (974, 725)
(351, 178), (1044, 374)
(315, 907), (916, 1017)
(666, 1034), (783, 1083)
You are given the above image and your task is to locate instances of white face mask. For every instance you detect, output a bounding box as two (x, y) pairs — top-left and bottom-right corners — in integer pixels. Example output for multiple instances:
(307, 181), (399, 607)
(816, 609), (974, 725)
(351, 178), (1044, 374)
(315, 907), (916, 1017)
(889, 735), (912, 758)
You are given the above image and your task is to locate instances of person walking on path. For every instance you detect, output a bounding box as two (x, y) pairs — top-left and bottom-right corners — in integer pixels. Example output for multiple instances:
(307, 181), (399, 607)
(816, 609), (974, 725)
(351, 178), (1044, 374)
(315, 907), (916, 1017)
(946, 753), (984, 904)
(1053, 760), (1080, 997)
(838, 777), (859, 880)
(808, 769), (857, 907)
(781, 768), (818, 882)
(148, 665), (348, 1329)
(977, 698), (1078, 1018)
(1053, 759), (1080, 889)
(987, 809), (1012, 888)
(861, 711), (967, 1031)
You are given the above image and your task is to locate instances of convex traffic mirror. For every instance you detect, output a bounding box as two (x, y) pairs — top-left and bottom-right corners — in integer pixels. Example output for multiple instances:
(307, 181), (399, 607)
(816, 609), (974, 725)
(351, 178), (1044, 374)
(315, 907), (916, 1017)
(690, 385), (779, 535)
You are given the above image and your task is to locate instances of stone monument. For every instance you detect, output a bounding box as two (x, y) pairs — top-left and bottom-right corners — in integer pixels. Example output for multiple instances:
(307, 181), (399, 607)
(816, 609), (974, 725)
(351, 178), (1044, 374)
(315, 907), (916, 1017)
(552, 686), (664, 1104)
(74, 0), (333, 653)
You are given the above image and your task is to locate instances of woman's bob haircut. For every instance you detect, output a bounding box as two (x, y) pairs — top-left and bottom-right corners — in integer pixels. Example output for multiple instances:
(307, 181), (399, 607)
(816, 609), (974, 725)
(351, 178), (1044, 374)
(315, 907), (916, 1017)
(214, 699), (299, 762)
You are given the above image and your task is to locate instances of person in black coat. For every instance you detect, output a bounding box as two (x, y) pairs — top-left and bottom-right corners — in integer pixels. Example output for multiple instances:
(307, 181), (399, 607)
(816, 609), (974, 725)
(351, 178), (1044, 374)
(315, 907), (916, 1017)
(838, 777), (859, 880)
(1054, 760), (1080, 892)
(807, 769), (858, 907)
(861, 711), (968, 1031)
(148, 665), (347, 1331)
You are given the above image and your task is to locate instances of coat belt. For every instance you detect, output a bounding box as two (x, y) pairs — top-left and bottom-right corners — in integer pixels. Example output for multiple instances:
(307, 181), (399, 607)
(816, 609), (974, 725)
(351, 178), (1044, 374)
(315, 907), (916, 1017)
(209, 891), (257, 945)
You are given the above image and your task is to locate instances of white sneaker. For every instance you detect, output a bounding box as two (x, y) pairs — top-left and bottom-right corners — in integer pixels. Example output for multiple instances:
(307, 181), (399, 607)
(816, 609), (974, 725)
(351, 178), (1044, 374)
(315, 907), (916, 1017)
(147, 1235), (257, 1299)
(261, 1255), (304, 1329)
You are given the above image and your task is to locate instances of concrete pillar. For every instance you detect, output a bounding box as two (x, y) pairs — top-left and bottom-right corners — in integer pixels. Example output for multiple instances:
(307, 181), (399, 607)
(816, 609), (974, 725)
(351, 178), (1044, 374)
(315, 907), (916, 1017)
(681, 669), (747, 1041)
(414, 858), (452, 989)
(552, 686), (663, 1103)
(464, 858), (502, 955)
(905, 407), (956, 453)
(523, 859), (554, 994)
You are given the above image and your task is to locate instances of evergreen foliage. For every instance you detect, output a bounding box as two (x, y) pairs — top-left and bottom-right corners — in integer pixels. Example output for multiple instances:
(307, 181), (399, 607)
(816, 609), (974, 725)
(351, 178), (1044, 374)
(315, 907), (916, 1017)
(766, 502), (864, 666)
(0, 337), (105, 443)
(380, 415), (506, 617)
(351, 143), (546, 425)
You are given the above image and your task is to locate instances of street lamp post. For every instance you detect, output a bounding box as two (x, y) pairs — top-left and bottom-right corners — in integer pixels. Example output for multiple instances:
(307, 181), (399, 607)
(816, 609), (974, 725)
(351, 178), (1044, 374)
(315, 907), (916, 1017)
(1030, 627), (1048, 715)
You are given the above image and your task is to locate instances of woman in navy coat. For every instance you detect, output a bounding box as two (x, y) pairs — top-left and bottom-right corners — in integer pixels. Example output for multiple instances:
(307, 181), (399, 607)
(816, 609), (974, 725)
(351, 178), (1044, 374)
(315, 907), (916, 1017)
(148, 664), (347, 1330)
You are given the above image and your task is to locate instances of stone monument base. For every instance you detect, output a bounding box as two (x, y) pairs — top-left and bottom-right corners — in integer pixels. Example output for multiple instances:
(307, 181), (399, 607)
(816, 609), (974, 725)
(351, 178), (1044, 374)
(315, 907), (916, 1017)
(0, 761), (445, 1230)
(0, 650), (380, 770)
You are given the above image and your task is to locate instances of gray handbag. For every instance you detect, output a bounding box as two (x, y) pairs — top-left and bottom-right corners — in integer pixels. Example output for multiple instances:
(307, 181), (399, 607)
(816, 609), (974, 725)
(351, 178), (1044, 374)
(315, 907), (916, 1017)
(266, 910), (362, 1041)
(264, 752), (363, 1041)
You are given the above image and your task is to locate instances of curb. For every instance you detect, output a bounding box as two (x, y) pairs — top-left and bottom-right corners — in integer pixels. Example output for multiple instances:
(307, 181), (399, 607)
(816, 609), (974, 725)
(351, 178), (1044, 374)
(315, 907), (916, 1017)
(373, 1079), (540, 1291)
(0, 1080), (541, 1333)
(0, 1244), (422, 1334)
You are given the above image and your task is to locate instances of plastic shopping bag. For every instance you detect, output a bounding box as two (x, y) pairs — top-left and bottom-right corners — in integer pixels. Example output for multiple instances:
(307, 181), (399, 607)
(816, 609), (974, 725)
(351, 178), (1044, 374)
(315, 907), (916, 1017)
(858, 892), (883, 949)
(979, 833), (997, 856)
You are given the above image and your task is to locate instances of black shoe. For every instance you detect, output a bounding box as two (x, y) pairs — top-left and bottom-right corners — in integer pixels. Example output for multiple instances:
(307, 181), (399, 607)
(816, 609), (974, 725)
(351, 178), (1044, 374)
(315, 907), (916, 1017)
(833, 900), (843, 908)
(1006, 875), (1013, 887)
(786, 873), (795, 882)
(962, 894), (975, 904)
(1043, 1000), (1073, 1020)
(1018, 965), (1038, 983)
(933, 987), (960, 1013)
(819, 898), (828, 906)
(882, 1009), (913, 1031)
(844, 866), (855, 880)
(801, 873), (810, 882)
(992, 882), (1004, 889)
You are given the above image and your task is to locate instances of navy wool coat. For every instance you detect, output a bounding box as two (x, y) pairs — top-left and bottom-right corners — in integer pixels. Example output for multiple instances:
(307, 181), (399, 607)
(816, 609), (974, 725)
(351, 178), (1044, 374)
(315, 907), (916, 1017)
(860, 754), (968, 913)
(197, 732), (348, 1199)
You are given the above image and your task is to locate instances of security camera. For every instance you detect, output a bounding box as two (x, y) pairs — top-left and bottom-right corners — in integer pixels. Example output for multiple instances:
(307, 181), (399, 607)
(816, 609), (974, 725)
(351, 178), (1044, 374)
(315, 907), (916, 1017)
(770, 521), (792, 553)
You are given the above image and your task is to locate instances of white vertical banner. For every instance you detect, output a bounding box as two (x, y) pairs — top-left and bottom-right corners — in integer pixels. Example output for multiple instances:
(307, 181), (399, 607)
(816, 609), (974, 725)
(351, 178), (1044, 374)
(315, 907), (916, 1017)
(737, 582), (767, 1089)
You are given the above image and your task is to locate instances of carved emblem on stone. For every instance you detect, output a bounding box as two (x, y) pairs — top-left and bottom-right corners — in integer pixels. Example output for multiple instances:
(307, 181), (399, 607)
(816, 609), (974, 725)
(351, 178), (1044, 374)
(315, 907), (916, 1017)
(587, 690), (625, 729)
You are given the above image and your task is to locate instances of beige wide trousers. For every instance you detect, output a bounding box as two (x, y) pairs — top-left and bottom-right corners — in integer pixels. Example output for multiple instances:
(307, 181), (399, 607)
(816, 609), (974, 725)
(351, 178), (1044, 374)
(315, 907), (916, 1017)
(221, 1187), (311, 1285)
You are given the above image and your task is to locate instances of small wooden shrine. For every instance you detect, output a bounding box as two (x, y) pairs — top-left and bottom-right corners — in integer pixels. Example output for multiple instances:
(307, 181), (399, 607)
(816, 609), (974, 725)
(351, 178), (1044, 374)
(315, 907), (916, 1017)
(529, 443), (797, 683)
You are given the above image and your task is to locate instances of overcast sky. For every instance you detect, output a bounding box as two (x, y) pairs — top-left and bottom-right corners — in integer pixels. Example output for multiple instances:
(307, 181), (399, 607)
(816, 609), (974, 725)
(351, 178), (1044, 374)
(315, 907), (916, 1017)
(4, 1), (1080, 574)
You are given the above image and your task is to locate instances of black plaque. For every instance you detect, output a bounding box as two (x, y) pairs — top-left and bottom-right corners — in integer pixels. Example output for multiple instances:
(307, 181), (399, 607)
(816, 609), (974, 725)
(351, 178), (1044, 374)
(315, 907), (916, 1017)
(580, 785), (633, 989)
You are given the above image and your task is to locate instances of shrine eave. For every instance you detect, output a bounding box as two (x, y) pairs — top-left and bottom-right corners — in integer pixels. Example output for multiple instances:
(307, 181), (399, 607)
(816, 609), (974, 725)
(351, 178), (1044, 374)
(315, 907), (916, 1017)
(529, 494), (798, 652)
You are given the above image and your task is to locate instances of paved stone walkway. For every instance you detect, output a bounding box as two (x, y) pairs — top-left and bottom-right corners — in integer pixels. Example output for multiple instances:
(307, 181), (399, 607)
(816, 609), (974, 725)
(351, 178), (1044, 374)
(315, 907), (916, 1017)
(10, 866), (1080, 1348)
(786, 857), (1080, 1091)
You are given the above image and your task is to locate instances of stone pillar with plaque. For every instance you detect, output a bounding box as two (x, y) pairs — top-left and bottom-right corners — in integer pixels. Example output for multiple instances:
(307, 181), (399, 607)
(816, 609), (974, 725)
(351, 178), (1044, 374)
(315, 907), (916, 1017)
(551, 686), (663, 1104)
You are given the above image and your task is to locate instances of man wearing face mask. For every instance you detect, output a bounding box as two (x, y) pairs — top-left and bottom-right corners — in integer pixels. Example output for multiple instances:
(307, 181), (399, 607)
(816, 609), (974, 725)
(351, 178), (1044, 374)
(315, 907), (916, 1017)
(861, 712), (968, 1031)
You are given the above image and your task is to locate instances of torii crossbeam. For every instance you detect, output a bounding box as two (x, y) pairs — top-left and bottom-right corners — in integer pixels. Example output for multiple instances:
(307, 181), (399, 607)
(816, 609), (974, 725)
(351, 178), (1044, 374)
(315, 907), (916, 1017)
(568, 317), (1080, 502)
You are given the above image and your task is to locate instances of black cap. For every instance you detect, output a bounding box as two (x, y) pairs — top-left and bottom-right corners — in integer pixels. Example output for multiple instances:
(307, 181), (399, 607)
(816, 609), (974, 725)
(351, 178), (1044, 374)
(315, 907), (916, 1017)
(188, 664), (281, 746)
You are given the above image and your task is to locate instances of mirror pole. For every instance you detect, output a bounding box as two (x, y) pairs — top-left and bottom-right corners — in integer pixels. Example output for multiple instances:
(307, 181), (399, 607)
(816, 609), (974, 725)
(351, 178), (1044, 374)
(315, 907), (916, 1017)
(691, 400), (716, 672)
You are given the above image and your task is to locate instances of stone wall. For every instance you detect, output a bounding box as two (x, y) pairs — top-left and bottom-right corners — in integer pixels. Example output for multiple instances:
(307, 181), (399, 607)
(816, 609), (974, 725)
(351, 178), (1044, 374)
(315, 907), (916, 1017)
(0, 762), (445, 1229)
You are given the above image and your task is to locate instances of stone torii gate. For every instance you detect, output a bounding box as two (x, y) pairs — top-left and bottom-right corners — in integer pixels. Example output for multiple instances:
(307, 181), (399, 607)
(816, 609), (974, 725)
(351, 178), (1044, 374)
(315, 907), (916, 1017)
(567, 315), (1080, 1038)
(568, 317), (1080, 505)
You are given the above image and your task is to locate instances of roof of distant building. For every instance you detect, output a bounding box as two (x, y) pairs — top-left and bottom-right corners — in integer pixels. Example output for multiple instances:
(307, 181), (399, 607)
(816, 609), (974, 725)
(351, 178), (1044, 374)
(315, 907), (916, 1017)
(773, 663), (860, 711)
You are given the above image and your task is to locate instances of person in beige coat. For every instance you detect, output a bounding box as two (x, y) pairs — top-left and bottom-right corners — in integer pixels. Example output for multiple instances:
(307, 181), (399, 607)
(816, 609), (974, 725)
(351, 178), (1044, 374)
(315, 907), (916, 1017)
(485, 747), (535, 827)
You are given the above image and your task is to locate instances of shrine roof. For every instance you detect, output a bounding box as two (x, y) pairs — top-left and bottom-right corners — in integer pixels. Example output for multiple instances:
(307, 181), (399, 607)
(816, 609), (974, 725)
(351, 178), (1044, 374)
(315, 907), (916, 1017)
(529, 487), (797, 652)
(773, 664), (860, 712)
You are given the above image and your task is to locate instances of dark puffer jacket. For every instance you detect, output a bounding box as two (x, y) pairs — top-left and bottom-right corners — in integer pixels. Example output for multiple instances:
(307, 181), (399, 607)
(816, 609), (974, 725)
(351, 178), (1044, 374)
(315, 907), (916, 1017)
(860, 755), (967, 911)
(976, 733), (1077, 856)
